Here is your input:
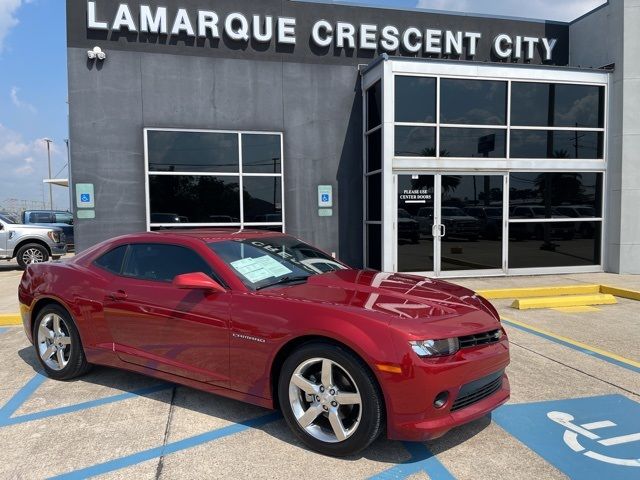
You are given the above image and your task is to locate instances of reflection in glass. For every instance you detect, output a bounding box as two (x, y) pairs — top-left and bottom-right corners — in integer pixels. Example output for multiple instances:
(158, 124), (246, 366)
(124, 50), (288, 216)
(148, 131), (239, 172)
(367, 174), (382, 222)
(395, 76), (436, 123)
(509, 172), (603, 217)
(397, 175), (434, 272)
(395, 126), (436, 156)
(367, 224), (382, 270)
(367, 82), (382, 130)
(243, 177), (282, 223)
(150, 175), (240, 223)
(510, 130), (603, 159)
(242, 134), (281, 174)
(511, 82), (605, 128)
(440, 79), (507, 125)
(440, 129), (506, 158)
(440, 175), (503, 271)
(509, 222), (601, 268)
(367, 129), (382, 172)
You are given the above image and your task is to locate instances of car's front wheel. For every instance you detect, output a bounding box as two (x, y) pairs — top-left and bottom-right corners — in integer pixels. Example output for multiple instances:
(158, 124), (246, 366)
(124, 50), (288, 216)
(278, 343), (383, 457)
(33, 304), (91, 380)
(16, 243), (50, 269)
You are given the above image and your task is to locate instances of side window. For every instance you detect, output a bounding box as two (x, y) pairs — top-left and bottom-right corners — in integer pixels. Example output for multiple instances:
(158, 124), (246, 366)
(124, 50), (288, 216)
(94, 245), (128, 275)
(30, 212), (53, 223)
(54, 213), (73, 225)
(123, 244), (219, 283)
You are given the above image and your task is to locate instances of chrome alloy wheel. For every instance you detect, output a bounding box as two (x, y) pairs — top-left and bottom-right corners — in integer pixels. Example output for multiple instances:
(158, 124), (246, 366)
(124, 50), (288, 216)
(288, 357), (362, 443)
(37, 314), (71, 371)
(22, 248), (45, 265)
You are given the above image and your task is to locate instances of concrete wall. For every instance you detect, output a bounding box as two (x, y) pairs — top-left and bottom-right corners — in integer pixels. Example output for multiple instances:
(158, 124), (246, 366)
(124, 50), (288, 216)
(68, 49), (364, 264)
(570, 0), (640, 273)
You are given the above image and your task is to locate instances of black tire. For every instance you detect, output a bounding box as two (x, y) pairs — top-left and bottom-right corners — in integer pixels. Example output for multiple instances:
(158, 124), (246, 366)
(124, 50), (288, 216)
(278, 342), (384, 457)
(16, 243), (50, 269)
(32, 304), (91, 381)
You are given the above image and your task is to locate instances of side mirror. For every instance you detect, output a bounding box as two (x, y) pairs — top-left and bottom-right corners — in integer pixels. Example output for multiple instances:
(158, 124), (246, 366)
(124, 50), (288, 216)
(172, 272), (226, 293)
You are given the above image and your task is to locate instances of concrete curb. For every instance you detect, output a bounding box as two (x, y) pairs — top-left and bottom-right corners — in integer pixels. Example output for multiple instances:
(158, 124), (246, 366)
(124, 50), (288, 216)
(0, 314), (21, 326)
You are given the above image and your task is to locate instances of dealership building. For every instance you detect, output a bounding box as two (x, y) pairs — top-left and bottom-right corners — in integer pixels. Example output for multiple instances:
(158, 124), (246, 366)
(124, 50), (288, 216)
(66, 0), (640, 276)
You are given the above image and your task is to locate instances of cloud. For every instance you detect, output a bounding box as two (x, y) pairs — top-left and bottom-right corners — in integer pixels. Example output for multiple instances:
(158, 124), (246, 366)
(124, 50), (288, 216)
(415, 0), (606, 22)
(10, 86), (36, 113)
(0, 124), (68, 210)
(0, 0), (24, 53)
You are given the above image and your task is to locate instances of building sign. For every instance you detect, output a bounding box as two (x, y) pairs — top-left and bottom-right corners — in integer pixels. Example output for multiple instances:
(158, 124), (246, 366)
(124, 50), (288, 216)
(84, 1), (559, 62)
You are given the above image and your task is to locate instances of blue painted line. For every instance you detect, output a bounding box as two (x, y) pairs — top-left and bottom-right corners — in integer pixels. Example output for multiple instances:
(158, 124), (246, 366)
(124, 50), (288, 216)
(49, 411), (282, 479)
(1, 383), (172, 427)
(0, 328), (8, 335)
(370, 442), (455, 480)
(502, 320), (640, 374)
(0, 373), (47, 421)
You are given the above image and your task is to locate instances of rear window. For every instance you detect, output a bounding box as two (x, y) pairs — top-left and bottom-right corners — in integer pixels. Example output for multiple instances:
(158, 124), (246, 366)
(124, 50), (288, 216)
(29, 212), (54, 223)
(94, 246), (128, 275)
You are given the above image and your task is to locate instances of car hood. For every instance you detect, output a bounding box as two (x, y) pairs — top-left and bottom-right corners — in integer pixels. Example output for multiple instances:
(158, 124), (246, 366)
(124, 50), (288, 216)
(443, 215), (479, 222)
(261, 270), (499, 337)
(7, 224), (63, 232)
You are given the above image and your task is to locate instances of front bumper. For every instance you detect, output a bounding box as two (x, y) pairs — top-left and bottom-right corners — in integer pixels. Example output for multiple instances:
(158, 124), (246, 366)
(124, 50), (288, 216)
(51, 243), (67, 256)
(384, 335), (510, 442)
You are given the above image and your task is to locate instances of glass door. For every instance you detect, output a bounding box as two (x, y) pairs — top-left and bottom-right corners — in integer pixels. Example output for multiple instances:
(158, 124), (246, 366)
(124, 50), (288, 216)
(396, 173), (507, 277)
(438, 174), (506, 276)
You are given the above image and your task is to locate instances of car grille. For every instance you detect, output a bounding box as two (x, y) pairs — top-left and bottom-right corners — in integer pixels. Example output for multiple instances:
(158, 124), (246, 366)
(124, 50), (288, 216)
(451, 372), (503, 412)
(459, 329), (502, 349)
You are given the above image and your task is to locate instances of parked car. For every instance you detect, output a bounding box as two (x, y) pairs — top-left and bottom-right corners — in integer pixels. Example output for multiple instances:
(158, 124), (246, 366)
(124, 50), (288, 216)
(21, 210), (75, 251)
(18, 229), (509, 456)
(555, 206), (597, 238)
(463, 206), (503, 240)
(510, 206), (574, 240)
(150, 213), (189, 224)
(415, 207), (481, 241)
(397, 209), (420, 244)
(0, 212), (67, 268)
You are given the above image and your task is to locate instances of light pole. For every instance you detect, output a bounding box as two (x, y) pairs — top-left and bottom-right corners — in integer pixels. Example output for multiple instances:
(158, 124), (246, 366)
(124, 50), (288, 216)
(43, 138), (53, 210)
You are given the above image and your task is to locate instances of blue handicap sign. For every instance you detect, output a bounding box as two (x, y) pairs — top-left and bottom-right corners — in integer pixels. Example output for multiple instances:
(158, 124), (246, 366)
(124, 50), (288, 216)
(493, 395), (640, 479)
(80, 193), (91, 203)
(321, 194), (330, 203)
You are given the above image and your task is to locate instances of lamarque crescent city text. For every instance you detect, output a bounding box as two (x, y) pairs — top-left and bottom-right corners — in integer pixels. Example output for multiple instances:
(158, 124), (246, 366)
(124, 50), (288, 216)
(86, 1), (559, 60)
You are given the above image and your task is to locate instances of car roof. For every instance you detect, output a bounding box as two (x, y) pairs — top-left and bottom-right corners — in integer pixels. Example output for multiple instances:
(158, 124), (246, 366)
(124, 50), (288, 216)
(144, 228), (288, 243)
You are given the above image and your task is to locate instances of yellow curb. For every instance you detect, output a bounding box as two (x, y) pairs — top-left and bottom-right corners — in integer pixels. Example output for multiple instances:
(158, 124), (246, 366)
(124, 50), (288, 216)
(511, 293), (617, 310)
(501, 316), (640, 369)
(0, 314), (22, 326)
(600, 285), (640, 301)
(478, 284), (601, 299)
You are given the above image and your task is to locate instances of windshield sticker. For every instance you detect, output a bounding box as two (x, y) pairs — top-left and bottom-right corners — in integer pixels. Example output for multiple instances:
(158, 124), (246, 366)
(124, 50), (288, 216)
(231, 255), (293, 283)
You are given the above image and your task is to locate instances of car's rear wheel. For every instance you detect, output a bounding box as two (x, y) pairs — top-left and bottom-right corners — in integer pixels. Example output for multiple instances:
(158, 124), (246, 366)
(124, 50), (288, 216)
(278, 343), (383, 457)
(33, 305), (90, 380)
(16, 243), (49, 269)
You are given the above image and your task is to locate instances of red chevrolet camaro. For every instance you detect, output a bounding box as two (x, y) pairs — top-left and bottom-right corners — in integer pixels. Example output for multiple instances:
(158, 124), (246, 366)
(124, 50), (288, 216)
(18, 230), (509, 456)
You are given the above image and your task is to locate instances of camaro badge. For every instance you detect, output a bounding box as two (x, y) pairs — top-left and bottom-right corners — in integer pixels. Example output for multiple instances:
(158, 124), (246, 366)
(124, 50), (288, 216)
(232, 333), (267, 343)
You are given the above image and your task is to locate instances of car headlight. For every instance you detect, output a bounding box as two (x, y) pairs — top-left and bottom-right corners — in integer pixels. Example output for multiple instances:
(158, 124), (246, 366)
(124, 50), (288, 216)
(409, 338), (460, 357)
(47, 231), (60, 243)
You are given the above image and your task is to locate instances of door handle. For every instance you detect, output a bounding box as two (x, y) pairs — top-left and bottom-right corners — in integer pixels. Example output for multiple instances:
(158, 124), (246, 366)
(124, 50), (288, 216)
(108, 290), (127, 301)
(432, 224), (440, 237)
(440, 224), (446, 237)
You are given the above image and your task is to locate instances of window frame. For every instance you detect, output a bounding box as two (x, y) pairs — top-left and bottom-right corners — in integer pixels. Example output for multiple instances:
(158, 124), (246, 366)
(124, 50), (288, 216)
(144, 128), (285, 232)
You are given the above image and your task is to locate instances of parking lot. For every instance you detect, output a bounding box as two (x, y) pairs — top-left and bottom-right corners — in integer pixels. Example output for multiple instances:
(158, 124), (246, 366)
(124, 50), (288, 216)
(0, 264), (638, 479)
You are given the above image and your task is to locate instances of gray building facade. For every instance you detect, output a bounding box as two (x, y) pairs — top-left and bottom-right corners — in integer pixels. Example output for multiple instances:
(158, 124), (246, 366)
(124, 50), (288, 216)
(66, 0), (640, 275)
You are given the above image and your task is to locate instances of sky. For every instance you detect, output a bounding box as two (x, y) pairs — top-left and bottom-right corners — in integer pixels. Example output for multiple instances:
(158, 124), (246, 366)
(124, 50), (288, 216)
(0, 0), (607, 211)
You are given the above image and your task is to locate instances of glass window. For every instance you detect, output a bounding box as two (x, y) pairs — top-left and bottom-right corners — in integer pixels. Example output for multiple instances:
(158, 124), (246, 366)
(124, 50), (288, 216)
(397, 175), (434, 273)
(123, 244), (217, 283)
(509, 172), (603, 217)
(367, 173), (382, 222)
(367, 129), (381, 172)
(440, 129), (506, 158)
(509, 222), (601, 268)
(510, 130), (603, 159)
(440, 79), (507, 125)
(94, 245), (127, 275)
(149, 175), (240, 224)
(29, 212), (54, 223)
(242, 134), (281, 174)
(147, 131), (239, 173)
(54, 212), (73, 225)
(209, 236), (346, 290)
(395, 126), (436, 157)
(243, 177), (282, 223)
(395, 76), (436, 123)
(511, 83), (605, 128)
(367, 224), (382, 270)
(367, 81), (382, 130)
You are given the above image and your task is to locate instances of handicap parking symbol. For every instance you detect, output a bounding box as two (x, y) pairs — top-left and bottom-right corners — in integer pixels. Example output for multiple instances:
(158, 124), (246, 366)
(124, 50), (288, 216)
(80, 193), (91, 203)
(321, 194), (330, 203)
(493, 395), (640, 479)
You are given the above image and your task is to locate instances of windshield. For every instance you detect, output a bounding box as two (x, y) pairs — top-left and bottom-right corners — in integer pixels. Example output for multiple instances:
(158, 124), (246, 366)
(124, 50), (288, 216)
(0, 213), (18, 224)
(442, 207), (467, 217)
(209, 236), (348, 290)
